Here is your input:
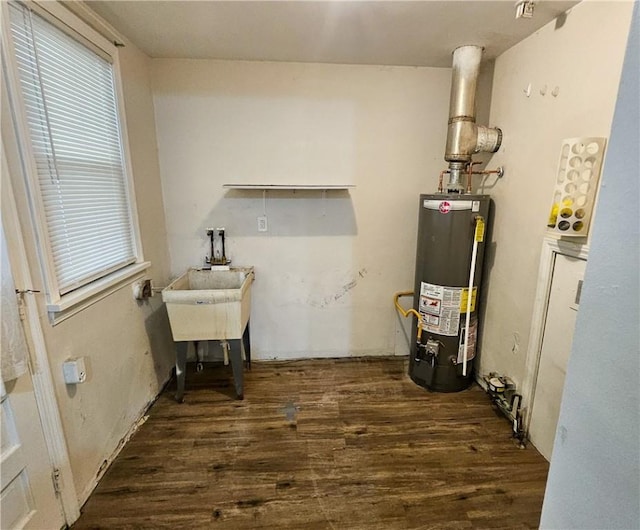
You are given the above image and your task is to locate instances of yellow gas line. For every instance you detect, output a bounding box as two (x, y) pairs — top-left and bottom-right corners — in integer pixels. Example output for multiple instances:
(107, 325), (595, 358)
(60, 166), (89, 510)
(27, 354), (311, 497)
(393, 291), (423, 341)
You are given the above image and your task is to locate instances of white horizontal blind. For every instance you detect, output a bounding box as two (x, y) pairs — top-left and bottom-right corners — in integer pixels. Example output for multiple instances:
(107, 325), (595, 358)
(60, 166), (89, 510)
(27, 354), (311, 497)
(9, 2), (136, 295)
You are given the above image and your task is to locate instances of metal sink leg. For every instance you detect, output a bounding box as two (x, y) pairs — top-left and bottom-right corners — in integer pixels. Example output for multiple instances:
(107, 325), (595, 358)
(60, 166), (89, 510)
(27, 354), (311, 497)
(229, 339), (244, 400)
(175, 341), (188, 403)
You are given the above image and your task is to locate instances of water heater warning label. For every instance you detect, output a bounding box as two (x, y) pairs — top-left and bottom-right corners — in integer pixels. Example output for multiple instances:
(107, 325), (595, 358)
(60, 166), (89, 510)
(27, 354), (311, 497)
(419, 282), (462, 336)
(457, 317), (478, 363)
(460, 287), (477, 313)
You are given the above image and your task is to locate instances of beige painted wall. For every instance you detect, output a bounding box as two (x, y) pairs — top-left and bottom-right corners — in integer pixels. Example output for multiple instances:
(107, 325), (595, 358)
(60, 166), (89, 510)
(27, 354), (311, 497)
(477, 1), (633, 387)
(151, 59), (453, 359)
(3, 38), (174, 503)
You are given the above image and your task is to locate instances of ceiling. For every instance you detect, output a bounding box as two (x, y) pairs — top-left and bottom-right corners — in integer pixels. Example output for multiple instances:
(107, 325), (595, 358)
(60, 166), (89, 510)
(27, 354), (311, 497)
(88, 0), (580, 67)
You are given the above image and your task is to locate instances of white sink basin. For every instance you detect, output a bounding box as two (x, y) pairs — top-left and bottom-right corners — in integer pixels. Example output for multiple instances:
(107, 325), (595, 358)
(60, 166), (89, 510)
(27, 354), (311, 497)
(162, 267), (254, 342)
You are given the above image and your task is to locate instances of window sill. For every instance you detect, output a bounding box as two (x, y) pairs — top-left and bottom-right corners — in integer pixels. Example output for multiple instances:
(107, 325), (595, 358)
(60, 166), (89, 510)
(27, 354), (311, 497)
(47, 262), (150, 325)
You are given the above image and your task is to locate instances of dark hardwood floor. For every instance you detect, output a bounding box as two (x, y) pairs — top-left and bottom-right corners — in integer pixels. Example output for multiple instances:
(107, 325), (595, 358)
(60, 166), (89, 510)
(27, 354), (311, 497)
(73, 357), (549, 529)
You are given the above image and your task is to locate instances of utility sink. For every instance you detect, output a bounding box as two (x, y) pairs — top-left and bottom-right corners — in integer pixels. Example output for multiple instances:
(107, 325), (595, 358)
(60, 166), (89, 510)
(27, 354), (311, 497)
(162, 267), (254, 401)
(163, 267), (254, 341)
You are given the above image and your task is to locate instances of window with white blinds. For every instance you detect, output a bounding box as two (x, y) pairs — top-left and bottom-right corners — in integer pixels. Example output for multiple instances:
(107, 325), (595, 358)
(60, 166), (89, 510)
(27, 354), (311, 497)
(8, 2), (137, 297)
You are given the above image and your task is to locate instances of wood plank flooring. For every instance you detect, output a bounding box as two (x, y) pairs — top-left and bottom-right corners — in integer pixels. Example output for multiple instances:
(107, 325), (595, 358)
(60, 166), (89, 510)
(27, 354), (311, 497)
(73, 357), (549, 529)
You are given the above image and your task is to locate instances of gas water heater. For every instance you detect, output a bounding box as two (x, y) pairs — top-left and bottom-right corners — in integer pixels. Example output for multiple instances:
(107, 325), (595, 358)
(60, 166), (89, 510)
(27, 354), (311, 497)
(409, 195), (490, 392)
(406, 44), (502, 392)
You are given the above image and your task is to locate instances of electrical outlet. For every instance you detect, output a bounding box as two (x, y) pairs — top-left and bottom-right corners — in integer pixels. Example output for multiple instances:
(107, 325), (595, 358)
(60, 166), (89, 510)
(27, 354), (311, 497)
(132, 279), (152, 300)
(141, 279), (152, 298)
(257, 216), (268, 232)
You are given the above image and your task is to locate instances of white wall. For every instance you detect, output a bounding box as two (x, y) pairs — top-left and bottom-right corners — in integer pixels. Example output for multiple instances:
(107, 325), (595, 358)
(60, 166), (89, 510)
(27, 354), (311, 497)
(540, 4), (639, 526)
(151, 59), (452, 359)
(3, 38), (174, 503)
(477, 1), (634, 387)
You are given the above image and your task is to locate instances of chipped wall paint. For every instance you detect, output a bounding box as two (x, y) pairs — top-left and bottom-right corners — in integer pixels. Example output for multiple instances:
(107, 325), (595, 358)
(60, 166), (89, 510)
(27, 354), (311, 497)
(4, 38), (174, 503)
(151, 59), (454, 360)
(307, 268), (367, 309)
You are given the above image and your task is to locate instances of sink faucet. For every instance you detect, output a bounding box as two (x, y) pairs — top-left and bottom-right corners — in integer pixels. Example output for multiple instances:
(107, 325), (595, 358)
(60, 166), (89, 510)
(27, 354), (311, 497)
(206, 228), (229, 266)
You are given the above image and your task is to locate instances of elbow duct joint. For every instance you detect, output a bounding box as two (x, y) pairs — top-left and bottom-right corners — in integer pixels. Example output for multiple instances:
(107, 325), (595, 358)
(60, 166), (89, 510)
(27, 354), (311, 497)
(475, 125), (502, 154)
(445, 121), (502, 162)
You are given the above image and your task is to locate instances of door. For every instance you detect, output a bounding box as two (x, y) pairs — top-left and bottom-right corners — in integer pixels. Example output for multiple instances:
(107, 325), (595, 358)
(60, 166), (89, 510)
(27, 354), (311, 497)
(0, 222), (65, 530)
(529, 253), (587, 460)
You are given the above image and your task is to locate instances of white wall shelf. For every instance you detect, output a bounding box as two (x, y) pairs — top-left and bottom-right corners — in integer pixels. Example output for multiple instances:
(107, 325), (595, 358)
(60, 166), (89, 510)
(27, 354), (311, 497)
(223, 184), (355, 190)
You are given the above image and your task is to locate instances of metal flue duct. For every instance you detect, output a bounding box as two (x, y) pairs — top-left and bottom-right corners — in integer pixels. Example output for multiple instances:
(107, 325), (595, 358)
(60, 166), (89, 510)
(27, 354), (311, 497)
(445, 45), (502, 191)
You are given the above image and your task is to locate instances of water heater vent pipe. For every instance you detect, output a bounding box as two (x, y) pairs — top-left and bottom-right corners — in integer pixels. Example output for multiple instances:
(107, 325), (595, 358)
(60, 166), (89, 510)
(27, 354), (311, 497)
(445, 45), (502, 192)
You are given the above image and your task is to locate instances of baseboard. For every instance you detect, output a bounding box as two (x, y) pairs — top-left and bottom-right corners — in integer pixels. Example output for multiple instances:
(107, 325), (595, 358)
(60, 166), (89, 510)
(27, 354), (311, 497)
(249, 349), (400, 361)
(78, 372), (173, 507)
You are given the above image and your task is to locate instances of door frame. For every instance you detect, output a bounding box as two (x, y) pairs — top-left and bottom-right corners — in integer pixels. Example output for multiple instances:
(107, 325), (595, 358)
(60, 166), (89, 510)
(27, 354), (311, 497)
(1, 150), (81, 524)
(521, 235), (589, 438)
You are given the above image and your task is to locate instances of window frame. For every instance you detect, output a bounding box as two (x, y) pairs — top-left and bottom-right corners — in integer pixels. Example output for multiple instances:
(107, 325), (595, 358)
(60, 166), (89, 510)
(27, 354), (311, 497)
(1, 0), (148, 322)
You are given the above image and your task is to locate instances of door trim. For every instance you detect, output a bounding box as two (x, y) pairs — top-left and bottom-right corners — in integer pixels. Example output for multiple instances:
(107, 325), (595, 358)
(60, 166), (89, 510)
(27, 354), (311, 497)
(521, 236), (589, 438)
(1, 150), (81, 524)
